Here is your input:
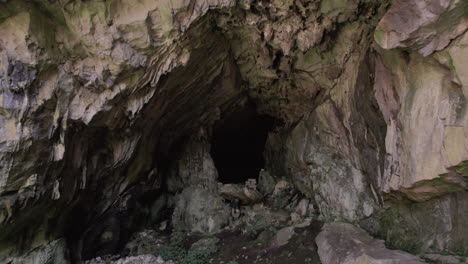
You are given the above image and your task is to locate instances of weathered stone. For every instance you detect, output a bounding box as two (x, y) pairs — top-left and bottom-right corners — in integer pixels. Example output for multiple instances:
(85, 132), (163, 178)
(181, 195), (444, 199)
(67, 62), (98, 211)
(316, 223), (426, 264)
(172, 186), (230, 233)
(0, 0), (466, 261)
(219, 183), (263, 205)
(124, 230), (163, 256)
(85, 254), (174, 264)
(270, 226), (295, 248)
(361, 192), (468, 254)
(375, 31), (468, 200)
(258, 169), (276, 195)
(421, 254), (467, 264)
(11, 239), (69, 264)
(375, 0), (468, 56)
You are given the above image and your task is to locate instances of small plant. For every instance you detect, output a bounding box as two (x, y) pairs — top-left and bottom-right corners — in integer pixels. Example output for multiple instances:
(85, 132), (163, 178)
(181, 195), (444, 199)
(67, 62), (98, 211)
(155, 231), (187, 262)
(170, 230), (186, 246)
(156, 244), (186, 262)
(155, 231), (219, 264)
(179, 249), (213, 264)
(244, 215), (269, 235)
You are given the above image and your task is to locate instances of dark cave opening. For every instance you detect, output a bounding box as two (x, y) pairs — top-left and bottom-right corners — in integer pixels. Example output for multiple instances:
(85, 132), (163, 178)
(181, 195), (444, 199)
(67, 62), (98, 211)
(210, 102), (274, 184)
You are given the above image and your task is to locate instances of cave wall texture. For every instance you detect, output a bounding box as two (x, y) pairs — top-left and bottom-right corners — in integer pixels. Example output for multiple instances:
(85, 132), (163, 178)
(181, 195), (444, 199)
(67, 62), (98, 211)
(0, 0), (467, 262)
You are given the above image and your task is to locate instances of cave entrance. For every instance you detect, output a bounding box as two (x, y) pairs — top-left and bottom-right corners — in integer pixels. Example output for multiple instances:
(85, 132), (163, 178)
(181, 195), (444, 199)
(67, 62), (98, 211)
(211, 102), (274, 184)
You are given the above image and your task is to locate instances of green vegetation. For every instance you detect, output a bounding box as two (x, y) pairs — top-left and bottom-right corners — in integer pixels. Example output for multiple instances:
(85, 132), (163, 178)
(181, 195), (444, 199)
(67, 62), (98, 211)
(374, 29), (384, 43)
(155, 231), (219, 264)
(377, 206), (421, 254)
(243, 215), (270, 235)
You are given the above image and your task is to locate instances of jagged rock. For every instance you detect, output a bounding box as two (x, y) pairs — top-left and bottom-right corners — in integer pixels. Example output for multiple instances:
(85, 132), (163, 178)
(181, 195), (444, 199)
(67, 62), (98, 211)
(124, 230), (163, 256)
(375, 0), (468, 56)
(316, 223), (426, 264)
(375, 31), (468, 200)
(219, 183), (263, 205)
(172, 186), (230, 233)
(168, 136), (231, 233)
(10, 239), (69, 264)
(258, 169), (276, 195)
(85, 254), (174, 264)
(0, 0), (466, 261)
(294, 198), (311, 217)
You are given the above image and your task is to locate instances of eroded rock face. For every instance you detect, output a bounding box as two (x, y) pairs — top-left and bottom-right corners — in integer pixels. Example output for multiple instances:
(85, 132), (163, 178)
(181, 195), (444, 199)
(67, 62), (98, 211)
(9, 239), (69, 264)
(375, 34), (468, 199)
(375, 0), (468, 56)
(362, 192), (468, 254)
(0, 0), (466, 262)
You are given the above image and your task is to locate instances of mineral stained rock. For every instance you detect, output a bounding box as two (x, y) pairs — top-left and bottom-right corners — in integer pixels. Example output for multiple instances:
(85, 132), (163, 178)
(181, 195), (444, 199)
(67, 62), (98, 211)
(0, 0), (466, 262)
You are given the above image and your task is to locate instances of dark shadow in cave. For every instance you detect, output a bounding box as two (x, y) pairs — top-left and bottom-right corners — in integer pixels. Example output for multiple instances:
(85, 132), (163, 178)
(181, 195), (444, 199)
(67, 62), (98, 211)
(211, 101), (274, 184)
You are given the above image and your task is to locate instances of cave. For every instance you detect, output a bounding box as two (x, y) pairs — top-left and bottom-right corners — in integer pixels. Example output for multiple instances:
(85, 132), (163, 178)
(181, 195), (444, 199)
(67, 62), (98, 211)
(1, 1), (468, 263)
(211, 102), (274, 184)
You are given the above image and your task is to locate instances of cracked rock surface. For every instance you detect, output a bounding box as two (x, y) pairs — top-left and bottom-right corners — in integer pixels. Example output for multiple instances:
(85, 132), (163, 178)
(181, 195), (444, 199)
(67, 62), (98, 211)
(0, 0), (466, 262)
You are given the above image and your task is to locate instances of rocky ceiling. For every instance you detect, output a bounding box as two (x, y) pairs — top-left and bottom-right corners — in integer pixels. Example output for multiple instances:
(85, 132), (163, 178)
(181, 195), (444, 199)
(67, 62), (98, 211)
(0, 0), (467, 263)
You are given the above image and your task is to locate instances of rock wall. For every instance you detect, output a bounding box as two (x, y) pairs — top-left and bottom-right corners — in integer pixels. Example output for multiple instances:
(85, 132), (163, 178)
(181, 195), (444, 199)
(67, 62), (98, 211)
(0, 0), (466, 262)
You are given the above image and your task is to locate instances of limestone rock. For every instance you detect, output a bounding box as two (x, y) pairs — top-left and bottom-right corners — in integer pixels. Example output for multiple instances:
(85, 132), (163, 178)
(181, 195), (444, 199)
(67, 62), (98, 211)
(361, 192), (468, 254)
(375, 31), (468, 200)
(172, 187), (230, 233)
(219, 183), (263, 205)
(267, 121), (377, 221)
(270, 226), (295, 248)
(124, 230), (163, 256)
(258, 169), (276, 195)
(85, 255), (174, 264)
(375, 0), (468, 56)
(11, 239), (69, 264)
(316, 223), (426, 264)
(0, 0), (467, 261)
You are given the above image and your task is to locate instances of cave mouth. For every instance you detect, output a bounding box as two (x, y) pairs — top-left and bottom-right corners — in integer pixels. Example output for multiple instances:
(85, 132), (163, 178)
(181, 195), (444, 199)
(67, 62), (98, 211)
(210, 101), (274, 184)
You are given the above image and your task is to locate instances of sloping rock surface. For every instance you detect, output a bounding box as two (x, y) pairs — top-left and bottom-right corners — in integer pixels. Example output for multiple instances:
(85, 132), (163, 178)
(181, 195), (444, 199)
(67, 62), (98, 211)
(316, 222), (426, 264)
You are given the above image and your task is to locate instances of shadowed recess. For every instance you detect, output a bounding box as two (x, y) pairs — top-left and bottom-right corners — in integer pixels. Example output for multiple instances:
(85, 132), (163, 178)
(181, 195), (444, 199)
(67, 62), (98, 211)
(211, 102), (274, 184)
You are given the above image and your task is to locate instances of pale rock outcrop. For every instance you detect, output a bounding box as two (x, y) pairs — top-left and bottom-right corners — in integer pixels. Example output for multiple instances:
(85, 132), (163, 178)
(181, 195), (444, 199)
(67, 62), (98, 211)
(375, 0), (468, 56)
(168, 136), (230, 233)
(172, 186), (230, 233)
(316, 222), (425, 264)
(375, 31), (468, 201)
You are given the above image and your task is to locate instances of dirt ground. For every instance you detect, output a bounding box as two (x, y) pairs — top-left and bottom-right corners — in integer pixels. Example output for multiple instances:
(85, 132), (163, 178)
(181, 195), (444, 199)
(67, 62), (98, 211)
(207, 220), (323, 264)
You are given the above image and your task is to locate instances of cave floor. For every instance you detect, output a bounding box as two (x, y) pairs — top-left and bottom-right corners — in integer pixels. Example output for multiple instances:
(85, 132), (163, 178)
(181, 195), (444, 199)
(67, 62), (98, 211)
(209, 221), (323, 264)
(91, 218), (324, 264)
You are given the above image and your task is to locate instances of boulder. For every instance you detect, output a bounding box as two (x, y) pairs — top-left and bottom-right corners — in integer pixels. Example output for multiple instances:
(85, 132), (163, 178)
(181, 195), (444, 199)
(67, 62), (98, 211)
(172, 187), (230, 233)
(316, 222), (425, 264)
(270, 226), (295, 248)
(219, 184), (263, 205)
